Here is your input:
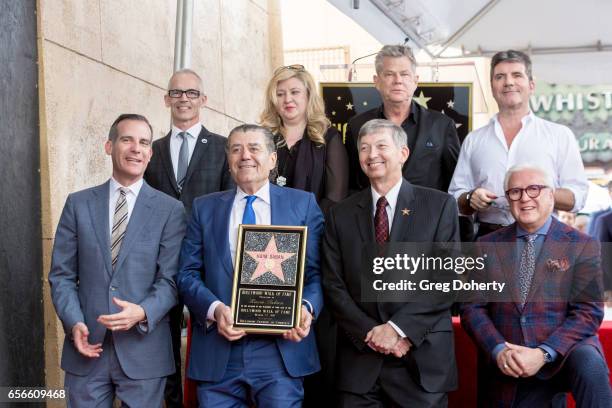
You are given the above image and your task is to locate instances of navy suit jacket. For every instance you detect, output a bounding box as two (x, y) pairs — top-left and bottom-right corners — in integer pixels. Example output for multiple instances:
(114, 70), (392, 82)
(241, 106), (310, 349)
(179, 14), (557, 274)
(177, 184), (324, 381)
(49, 181), (186, 379)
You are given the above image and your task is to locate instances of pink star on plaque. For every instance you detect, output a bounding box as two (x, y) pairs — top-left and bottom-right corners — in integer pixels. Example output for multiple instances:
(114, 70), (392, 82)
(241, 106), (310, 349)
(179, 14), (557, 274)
(246, 235), (295, 283)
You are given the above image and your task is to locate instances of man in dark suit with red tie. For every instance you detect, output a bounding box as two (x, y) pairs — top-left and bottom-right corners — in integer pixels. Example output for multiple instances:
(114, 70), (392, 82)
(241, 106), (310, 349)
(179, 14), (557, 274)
(323, 119), (459, 407)
(461, 165), (611, 407)
(144, 68), (234, 407)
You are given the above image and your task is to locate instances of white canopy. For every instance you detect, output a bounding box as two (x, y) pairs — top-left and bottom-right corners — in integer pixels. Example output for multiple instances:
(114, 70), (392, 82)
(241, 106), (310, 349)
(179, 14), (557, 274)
(328, 0), (612, 84)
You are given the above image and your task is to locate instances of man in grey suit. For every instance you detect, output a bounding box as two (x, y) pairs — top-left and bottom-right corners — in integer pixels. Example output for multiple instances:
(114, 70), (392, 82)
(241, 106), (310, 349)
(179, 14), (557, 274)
(144, 69), (234, 407)
(49, 114), (186, 407)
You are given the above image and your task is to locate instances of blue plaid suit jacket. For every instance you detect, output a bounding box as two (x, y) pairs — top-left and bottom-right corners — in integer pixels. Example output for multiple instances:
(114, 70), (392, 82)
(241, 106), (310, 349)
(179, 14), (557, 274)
(460, 217), (604, 407)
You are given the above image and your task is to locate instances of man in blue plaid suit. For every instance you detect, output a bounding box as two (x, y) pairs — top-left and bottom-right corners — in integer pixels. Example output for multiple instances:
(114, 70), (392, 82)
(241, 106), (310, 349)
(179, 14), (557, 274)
(461, 164), (611, 408)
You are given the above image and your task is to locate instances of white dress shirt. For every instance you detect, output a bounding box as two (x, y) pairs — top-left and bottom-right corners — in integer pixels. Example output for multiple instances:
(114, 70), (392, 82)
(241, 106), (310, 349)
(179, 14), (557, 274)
(169, 123), (202, 179)
(370, 178), (402, 232)
(108, 177), (143, 235)
(448, 112), (588, 225)
(206, 182), (272, 321)
(370, 178), (407, 338)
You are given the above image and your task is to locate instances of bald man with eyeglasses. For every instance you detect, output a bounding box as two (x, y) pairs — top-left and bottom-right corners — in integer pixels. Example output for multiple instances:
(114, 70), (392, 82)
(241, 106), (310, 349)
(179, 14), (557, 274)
(144, 68), (234, 408)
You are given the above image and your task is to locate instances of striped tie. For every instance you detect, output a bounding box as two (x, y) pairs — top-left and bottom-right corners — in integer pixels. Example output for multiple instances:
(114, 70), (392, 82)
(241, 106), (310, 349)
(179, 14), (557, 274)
(111, 188), (128, 269)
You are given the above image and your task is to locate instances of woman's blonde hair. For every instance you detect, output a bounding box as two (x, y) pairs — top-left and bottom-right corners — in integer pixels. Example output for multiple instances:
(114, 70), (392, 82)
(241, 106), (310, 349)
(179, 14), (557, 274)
(259, 66), (330, 145)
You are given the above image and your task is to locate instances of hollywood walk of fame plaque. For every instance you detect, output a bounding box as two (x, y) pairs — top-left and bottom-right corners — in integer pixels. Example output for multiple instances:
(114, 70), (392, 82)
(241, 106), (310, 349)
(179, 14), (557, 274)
(230, 225), (308, 333)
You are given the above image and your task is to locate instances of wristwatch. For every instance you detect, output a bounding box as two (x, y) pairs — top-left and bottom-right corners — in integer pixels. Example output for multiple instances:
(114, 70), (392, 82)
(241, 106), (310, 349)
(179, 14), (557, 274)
(539, 347), (553, 363)
(465, 189), (475, 205)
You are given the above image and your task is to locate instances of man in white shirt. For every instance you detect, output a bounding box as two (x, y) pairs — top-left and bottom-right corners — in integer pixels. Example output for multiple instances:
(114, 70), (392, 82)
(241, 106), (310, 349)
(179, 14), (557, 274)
(144, 69), (234, 407)
(177, 124), (324, 406)
(448, 50), (588, 238)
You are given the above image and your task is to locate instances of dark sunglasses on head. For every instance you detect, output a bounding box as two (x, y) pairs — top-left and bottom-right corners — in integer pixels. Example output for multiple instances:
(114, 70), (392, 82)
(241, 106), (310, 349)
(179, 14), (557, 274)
(505, 184), (549, 201)
(273, 64), (306, 76)
(167, 89), (201, 99)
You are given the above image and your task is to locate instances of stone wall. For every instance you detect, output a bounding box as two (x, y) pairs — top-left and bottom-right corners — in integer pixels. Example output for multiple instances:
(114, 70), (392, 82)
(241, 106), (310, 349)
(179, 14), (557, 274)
(38, 0), (283, 394)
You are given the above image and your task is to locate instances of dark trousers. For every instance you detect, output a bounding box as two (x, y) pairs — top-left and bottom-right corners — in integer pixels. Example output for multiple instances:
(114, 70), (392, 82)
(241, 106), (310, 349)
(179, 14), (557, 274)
(337, 359), (447, 408)
(513, 344), (612, 408)
(303, 308), (337, 407)
(165, 302), (184, 408)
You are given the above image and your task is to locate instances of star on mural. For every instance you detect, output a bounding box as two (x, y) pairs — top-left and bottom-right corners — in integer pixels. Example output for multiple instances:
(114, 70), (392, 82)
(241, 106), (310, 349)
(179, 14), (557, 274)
(346, 102), (354, 110)
(446, 99), (455, 108)
(363, 101), (368, 106)
(413, 91), (431, 108)
(331, 111), (336, 116)
(337, 96), (342, 101)
(245, 236), (295, 283)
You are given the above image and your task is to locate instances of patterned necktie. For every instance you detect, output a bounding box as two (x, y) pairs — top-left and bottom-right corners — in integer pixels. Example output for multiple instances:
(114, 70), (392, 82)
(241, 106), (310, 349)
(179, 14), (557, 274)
(374, 196), (389, 244)
(176, 132), (189, 190)
(242, 195), (257, 225)
(518, 234), (537, 306)
(111, 188), (128, 270)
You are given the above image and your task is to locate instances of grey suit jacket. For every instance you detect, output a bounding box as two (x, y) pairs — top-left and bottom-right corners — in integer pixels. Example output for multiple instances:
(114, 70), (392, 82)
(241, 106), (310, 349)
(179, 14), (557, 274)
(49, 181), (186, 379)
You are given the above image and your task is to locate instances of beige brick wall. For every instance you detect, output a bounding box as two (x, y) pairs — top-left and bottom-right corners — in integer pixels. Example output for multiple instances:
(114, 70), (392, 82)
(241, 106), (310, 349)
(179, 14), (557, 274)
(37, 0), (283, 398)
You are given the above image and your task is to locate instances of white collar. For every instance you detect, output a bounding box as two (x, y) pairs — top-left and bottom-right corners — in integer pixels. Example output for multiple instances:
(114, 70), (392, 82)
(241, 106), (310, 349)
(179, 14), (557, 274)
(235, 182), (271, 205)
(370, 178), (402, 212)
(171, 123), (202, 139)
(110, 177), (144, 196)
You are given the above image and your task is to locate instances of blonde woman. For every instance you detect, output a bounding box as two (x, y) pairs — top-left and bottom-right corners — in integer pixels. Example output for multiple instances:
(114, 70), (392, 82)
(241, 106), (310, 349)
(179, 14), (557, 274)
(260, 65), (348, 214)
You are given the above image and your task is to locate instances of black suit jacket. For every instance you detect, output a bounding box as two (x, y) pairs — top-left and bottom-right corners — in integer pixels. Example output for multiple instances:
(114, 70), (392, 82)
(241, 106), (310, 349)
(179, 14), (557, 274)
(322, 179), (459, 395)
(345, 102), (460, 193)
(144, 126), (234, 215)
(596, 211), (612, 290)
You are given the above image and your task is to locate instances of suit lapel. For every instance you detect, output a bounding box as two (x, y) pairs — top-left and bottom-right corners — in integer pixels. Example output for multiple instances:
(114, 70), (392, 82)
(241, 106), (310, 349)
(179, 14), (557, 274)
(183, 127), (211, 188)
(213, 190), (235, 278)
(113, 182), (154, 273)
(389, 180), (416, 242)
(88, 181), (113, 279)
(159, 133), (180, 195)
(492, 225), (522, 312)
(355, 189), (375, 242)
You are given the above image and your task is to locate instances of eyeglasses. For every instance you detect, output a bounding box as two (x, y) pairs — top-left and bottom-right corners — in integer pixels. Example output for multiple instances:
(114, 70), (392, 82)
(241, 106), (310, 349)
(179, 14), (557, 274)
(273, 64), (306, 76)
(167, 89), (201, 99)
(505, 185), (549, 201)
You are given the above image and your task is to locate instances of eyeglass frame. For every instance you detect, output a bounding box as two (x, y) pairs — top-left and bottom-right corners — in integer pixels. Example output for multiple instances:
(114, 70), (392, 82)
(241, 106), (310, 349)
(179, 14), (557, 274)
(273, 64), (306, 76)
(167, 89), (202, 99)
(505, 184), (550, 201)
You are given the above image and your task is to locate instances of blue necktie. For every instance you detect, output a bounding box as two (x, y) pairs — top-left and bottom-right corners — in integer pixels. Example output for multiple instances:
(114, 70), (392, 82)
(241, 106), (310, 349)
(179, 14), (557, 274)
(242, 195), (257, 225)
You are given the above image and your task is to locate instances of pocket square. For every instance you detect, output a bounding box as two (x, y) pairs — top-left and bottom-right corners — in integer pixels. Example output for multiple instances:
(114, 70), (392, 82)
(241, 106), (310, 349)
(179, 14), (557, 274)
(425, 140), (436, 148)
(546, 257), (570, 272)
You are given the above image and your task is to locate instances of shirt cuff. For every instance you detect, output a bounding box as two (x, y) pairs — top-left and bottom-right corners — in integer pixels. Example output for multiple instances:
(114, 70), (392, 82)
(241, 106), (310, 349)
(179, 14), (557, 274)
(492, 343), (506, 360)
(302, 299), (314, 318)
(387, 321), (406, 338)
(138, 320), (149, 333)
(207, 300), (222, 325)
(539, 344), (558, 362)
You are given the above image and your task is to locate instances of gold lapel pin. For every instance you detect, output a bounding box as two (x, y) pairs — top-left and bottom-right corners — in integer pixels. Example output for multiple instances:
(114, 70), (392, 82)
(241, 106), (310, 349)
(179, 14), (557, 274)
(401, 208), (411, 216)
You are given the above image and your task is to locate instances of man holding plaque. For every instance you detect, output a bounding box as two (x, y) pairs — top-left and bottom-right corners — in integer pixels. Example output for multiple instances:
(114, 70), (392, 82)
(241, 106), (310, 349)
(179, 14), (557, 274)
(323, 119), (459, 407)
(177, 124), (324, 406)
